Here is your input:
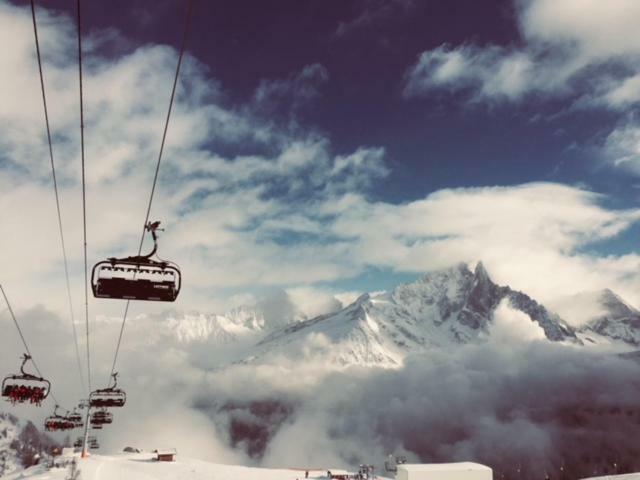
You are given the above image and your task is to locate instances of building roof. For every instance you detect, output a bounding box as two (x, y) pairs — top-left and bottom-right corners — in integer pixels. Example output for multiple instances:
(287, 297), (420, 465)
(155, 449), (177, 456)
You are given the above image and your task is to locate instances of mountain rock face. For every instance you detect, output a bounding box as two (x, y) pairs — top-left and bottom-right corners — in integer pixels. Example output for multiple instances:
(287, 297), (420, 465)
(253, 263), (580, 367)
(160, 263), (640, 367)
(579, 289), (640, 346)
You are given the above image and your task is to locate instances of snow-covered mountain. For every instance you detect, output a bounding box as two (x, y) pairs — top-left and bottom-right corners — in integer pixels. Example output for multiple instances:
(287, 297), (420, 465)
(0, 413), (21, 476)
(251, 263), (580, 367)
(166, 307), (267, 344)
(578, 289), (640, 346)
(0, 413), (59, 476)
(154, 262), (640, 367)
(163, 300), (308, 345)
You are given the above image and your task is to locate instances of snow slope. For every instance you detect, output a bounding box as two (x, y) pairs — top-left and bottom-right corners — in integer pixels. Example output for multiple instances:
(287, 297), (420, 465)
(582, 475), (640, 480)
(4, 452), (374, 480)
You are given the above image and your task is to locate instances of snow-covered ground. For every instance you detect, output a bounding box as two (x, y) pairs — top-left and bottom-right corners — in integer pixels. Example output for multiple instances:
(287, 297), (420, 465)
(3, 451), (378, 480)
(582, 475), (640, 480)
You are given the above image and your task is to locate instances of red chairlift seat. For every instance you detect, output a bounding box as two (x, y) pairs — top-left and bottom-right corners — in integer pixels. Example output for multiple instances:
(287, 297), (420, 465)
(44, 406), (76, 432)
(91, 221), (181, 302)
(2, 354), (50, 406)
(89, 373), (126, 408)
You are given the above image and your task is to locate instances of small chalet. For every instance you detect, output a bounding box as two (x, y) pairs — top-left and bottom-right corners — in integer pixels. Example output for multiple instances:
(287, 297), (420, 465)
(154, 448), (177, 462)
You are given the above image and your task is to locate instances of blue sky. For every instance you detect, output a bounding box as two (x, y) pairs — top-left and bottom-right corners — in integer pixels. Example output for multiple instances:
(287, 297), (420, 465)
(3, 0), (640, 317)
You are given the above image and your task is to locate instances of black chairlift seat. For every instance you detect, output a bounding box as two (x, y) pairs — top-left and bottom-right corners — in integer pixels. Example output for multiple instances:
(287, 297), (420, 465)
(91, 221), (181, 302)
(68, 410), (84, 428)
(89, 373), (126, 408)
(2, 355), (50, 406)
(91, 409), (113, 426)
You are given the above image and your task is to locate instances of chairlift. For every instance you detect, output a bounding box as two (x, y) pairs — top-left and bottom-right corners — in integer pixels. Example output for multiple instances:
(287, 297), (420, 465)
(44, 405), (76, 432)
(91, 221), (181, 302)
(89, 373), (126, 408)
(89, 436), (99, 450)
(1, 354), (50, 406)
(91, 409), (113, 427)
(67, 409), (84, 428)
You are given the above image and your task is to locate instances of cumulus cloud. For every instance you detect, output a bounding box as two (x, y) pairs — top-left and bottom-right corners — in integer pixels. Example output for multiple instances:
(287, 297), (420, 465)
(323, 183), (640, 311)
(490, 299), (547, 343)
(252, 63), (329, 123)
(603, 120), (640, 174)
(194, 340), (640, 479)
(403, 0), (640, 172)
(333, 0), (415, 38)
(404, 0), (640, 106)
(3, 0), (640, 324)
(5, 296), (640, 478)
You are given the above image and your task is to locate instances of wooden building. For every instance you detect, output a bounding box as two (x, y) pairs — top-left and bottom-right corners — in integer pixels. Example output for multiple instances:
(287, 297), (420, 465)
(154, 449), (177, 462)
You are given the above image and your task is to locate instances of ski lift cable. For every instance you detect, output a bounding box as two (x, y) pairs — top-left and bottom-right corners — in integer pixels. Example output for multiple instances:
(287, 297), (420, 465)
(106, 0), (195, 384)
(30, 0), (87, 397)
(0, 284), (62, 408)
(76, 0), (91, 393)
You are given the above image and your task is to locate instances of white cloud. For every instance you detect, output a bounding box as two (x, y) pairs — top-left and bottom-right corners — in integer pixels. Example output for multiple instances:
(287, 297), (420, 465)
(322, 183), (640, 308)
(603, 121), (640, 174)
(404, 45), (541, 102)
(404, 0), (640, 174)
(5, 0), (640, 324)
(404, 0), (640, 108)
(490, 299), (547, 343)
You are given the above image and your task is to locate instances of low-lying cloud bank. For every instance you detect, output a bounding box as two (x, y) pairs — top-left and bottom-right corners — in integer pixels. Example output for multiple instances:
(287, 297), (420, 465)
(193, 342), (640, 479)
(2, 301), (640, 479)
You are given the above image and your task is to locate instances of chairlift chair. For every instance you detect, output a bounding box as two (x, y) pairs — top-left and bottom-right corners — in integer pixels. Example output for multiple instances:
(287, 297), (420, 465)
(67, 410), (84, 428)
(2, 354), (50, 406)
(90, 409), (113, 427)
(89, 373), (126, 408)
(44, 405), (76, 432)
(91, 221), (181, 302)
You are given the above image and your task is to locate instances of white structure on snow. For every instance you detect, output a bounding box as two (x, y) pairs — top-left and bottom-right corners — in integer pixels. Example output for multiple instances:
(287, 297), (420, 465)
(396, 462), (493, 480)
